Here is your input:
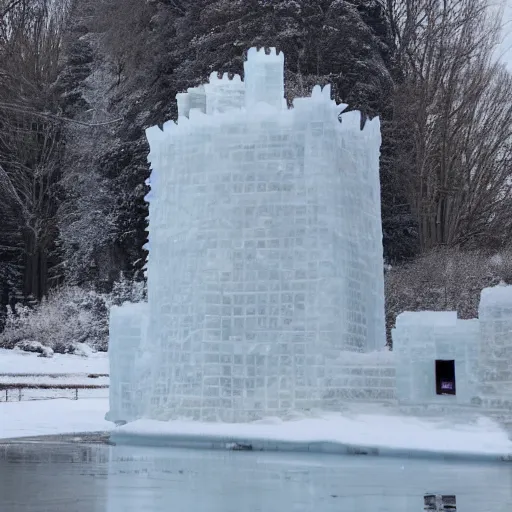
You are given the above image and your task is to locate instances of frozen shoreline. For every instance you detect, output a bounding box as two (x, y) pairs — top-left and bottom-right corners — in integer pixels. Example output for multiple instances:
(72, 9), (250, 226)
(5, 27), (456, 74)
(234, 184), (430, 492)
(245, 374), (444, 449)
(111, 411), (512, 463)
(1, 397), (511, 464)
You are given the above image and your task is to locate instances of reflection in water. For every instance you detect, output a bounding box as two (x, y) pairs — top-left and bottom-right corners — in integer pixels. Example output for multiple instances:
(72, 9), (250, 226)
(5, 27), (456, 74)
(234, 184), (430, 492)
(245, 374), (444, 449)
(0, 442), (511, 512)
(424, 494), (457, 510)
(0, 443), (108, 512)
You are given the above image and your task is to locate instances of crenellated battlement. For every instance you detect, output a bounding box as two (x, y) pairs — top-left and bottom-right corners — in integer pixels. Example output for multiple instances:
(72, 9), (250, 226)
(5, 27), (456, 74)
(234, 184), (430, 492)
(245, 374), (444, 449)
(208, 71), (243, 83)
(176, 85), (206, 118)
(175, 48), (369, 122)
(204, 71), (245, 115)
(246, 46), (284, 61)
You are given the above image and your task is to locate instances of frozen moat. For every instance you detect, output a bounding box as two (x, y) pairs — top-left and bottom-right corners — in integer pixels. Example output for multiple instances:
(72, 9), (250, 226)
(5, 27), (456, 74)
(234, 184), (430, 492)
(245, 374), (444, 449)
(1, 442), (511, 511)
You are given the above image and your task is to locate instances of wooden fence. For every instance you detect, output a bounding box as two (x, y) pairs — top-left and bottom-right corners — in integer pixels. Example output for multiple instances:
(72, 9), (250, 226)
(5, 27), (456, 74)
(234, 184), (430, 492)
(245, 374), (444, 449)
(0, 373), (109, 402)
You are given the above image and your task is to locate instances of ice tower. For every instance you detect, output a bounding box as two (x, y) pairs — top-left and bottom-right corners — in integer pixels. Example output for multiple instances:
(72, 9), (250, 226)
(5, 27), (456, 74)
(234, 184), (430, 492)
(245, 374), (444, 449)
(108, 48), (386, 423)
(244, 47), (286, 110)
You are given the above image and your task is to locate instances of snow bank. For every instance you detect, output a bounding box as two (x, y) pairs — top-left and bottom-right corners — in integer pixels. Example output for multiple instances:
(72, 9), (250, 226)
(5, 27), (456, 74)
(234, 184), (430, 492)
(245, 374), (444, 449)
(112, 411), (512, 462)
(0, 398), (111, 440)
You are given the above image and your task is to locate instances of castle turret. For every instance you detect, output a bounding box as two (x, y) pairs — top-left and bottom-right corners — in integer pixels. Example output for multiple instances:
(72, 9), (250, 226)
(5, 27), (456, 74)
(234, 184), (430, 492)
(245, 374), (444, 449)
(243, 47), (285, 110)
(204, 72), (245, 115)
(108, 47), (386, 423)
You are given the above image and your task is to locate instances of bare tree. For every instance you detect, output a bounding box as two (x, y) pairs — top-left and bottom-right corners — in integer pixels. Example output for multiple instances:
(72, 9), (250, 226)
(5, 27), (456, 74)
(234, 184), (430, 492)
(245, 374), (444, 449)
(94, 0), (155, 85)
(0, 0), (69, 304)
(385, 246), (512, 344)
(387, 0), (512, 251)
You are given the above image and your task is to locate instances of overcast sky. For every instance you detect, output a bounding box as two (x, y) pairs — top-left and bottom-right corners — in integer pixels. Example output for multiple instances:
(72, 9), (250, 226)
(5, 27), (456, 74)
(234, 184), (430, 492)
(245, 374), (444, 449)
(500, 1), (512, 69)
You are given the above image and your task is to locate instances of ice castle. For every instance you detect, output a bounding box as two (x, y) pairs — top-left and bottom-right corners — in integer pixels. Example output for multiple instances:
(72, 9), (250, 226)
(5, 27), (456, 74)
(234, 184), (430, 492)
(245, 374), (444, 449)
(107, 48), (512, 424)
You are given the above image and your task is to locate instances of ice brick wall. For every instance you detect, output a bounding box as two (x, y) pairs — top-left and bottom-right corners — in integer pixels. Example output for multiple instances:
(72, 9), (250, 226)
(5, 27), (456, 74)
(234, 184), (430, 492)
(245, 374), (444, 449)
(176, 85), (207, 118)
(392, 312), (479, 406)
(322, 351), (396, 405)
(139, 47), (385, 421)
(205, 73), (245, 115)
(244, 47), (285, 110)
(478, 285), (512, 412)
(106, 302), (149, 423)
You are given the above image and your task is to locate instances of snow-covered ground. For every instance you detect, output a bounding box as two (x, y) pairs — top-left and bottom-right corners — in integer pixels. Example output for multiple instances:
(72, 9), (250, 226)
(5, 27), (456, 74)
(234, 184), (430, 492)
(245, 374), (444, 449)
(0, 398), (111, 439)
(0, 348), (111, 438)
(0, 348), (109, 375)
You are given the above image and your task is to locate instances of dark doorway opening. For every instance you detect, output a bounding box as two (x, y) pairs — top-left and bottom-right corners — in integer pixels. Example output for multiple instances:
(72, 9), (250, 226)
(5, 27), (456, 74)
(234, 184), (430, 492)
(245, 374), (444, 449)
(435, 360), (456, 395)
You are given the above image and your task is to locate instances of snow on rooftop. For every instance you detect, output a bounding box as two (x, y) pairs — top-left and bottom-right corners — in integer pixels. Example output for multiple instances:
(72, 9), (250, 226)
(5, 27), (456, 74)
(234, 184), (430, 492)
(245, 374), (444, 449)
(480, 284), (512, 308)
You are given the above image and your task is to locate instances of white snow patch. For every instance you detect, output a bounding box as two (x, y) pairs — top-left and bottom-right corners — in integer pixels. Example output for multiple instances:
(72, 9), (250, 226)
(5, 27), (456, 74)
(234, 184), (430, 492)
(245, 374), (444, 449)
(0, 398), (111, 439)
(0, 348), (109, 375)
(115, 413), (512, 457)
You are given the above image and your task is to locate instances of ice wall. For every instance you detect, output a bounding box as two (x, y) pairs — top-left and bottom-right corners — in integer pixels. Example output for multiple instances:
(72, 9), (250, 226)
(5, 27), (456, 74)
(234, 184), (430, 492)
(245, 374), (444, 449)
(392, 312), (479, 406)
(106, 302), (149, 423)
(205, 73), (245, 115)
(390, 287), (512, 415)
(322, 350), (396, 404)
(478, 285), (512, 410)
(111, 47), (385, 423)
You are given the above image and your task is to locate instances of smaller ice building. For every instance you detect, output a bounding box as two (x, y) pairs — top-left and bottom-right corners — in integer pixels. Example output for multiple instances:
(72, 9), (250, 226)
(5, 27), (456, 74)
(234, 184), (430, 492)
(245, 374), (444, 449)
(392, 312), (480, 406)
(392, 284), (512, 416)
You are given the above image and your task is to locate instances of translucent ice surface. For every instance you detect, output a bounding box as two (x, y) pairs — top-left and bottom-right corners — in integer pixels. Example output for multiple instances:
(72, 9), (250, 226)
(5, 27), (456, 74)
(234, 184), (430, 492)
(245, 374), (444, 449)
(108, 47), (387, 422)
(3, 443), (512, 512)
(106, 302), (149, 423)
(478, 285), (512, 405)
(107, 47), (512, 425)
(105, 446), (512, 512)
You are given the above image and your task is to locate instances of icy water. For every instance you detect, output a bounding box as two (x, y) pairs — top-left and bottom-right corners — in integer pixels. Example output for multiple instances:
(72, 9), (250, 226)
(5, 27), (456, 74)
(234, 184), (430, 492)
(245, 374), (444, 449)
(1, 442), (512, 512)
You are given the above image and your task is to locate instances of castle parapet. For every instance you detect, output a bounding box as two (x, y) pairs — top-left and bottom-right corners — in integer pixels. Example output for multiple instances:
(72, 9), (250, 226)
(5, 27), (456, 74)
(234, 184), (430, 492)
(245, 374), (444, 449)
(204, 72), (245, 114)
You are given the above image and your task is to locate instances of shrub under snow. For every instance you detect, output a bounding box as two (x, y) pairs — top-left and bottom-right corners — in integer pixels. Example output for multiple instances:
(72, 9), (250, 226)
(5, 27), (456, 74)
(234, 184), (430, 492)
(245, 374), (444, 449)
(0, 276), (145, 355)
